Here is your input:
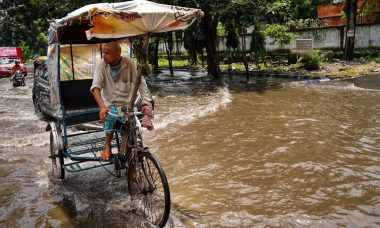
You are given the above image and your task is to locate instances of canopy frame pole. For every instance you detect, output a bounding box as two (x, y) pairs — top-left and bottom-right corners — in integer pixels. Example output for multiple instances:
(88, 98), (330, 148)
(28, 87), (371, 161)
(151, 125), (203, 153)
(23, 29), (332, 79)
(70, 44), (75, 80)
(129, 34), (150, 111)
(99, 43), (103, 58)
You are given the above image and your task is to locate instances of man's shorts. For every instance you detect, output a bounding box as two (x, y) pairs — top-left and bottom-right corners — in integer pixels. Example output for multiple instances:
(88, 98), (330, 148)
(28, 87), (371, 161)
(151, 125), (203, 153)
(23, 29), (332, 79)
(104, 105), (126, 133)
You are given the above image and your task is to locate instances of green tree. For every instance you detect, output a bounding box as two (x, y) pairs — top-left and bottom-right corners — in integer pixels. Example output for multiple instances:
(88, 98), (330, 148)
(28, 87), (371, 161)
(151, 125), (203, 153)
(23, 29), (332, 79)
(183, 24), (204, 68)
(224, 25), (240, 73)
(197, 1), (223, 78)
(263, 24), (298, 46)
(220, 0), (266, 80)
(250, 27), (266, 70)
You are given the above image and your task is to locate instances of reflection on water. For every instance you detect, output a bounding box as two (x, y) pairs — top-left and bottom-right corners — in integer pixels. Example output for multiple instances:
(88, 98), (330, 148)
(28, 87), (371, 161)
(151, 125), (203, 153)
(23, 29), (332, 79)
(0, 72), (379, 227)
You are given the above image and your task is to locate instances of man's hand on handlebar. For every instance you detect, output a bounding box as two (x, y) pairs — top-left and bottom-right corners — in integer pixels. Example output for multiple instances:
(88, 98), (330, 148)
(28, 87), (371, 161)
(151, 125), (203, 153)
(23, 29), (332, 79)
(99, 106), (109, 122)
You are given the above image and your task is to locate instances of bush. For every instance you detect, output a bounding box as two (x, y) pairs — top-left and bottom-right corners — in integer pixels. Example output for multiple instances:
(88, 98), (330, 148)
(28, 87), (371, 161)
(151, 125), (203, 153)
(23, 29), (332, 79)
(324, 51), (334, 62)
(333, 50), (344, 59)
(354, 48), (380, 60)
(301, 50), (325, 71)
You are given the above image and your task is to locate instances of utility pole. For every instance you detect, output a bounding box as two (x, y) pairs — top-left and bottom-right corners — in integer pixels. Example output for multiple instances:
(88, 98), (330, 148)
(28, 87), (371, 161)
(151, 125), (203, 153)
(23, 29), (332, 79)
(344, 0), (357, 61)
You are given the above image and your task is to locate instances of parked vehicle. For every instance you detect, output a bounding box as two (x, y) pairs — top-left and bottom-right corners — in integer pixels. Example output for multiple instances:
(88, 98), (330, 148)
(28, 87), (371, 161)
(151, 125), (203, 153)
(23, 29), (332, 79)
(0, 47), (28, 78)
(10, 70), (26, 87)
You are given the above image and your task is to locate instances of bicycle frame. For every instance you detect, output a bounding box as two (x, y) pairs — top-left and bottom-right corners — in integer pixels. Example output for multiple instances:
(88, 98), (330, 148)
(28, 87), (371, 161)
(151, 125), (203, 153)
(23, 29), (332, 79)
(110, 110), (145, 174)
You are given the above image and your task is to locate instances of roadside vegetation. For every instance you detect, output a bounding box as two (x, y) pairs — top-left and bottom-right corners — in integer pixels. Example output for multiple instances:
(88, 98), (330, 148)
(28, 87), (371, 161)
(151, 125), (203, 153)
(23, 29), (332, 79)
(154, 48), (380, 78)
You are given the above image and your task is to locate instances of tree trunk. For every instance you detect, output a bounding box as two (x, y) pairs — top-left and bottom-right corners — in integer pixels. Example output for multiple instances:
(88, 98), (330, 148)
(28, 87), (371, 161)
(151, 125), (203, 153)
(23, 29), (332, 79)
(188, 49), (197, 67)
(201, 12), (221, 78)
(344, 0), (357, 61)
(164, 35), (174, 76)
(153, 36), (160, 74)
(175, 31), (182, 56)
(200, 49), (205, 68)
(255, 52), (260, 71)
(241, 28), (249, 81)
(227, 50), (232, 75)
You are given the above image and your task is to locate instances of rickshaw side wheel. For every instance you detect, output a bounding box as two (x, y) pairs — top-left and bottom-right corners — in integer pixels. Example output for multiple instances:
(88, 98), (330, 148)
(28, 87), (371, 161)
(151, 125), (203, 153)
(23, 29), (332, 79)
(49, 128), (65, 180)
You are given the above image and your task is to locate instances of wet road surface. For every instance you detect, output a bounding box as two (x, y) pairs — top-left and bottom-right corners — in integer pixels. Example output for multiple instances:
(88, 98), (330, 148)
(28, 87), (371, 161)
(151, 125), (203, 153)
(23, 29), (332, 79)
(0, 72), (379, 227)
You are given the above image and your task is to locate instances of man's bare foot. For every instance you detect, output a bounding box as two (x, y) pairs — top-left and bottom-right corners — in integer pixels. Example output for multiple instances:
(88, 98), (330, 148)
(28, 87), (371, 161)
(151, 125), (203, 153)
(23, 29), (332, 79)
(100, 147), (112, 161)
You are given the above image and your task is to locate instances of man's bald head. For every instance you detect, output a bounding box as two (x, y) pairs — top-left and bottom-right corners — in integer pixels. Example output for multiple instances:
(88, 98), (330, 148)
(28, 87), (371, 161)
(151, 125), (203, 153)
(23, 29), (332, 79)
(103, 41), (122, 66)
(105, 41), (121, 55)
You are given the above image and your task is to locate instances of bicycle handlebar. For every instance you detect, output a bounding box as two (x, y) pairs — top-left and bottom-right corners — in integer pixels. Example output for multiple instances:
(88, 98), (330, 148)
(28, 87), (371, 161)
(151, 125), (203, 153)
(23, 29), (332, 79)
(107, 111), (143, 118)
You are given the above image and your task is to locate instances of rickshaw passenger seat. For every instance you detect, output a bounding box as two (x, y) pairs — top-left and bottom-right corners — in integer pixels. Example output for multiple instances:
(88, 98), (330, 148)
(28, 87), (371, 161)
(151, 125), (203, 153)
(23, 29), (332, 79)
(60, 79), (99, 125)
(60, 79), (97, 109)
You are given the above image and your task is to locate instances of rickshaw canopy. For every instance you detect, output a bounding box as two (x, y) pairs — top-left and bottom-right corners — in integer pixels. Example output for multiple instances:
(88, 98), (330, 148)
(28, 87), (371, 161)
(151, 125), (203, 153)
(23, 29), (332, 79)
(49, 0), (203, 44)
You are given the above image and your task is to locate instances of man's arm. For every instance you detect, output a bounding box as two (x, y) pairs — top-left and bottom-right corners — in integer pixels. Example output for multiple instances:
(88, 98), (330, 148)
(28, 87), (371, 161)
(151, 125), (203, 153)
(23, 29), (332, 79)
(91, 62), (109, 122)
(138, 76), (153, 103)
(92, 88), (109, 122)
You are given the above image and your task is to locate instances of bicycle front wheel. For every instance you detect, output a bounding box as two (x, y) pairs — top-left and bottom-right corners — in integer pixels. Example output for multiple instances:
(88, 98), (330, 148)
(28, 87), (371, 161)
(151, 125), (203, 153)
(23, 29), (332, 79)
(128, 150), (170, 228)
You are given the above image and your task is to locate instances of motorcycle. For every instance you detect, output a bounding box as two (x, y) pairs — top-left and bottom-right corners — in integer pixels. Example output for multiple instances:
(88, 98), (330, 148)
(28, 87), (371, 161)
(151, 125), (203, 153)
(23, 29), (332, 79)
(9, 70), (26, 87)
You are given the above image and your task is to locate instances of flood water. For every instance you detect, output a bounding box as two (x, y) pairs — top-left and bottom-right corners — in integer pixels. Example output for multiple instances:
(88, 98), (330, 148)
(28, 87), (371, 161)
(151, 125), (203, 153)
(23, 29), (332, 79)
(0, 72), (379, 227)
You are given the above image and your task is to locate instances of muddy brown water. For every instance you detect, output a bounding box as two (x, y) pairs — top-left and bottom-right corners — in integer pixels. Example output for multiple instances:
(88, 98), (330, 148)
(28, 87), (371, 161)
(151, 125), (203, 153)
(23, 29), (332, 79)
(0, 72), (379, 227)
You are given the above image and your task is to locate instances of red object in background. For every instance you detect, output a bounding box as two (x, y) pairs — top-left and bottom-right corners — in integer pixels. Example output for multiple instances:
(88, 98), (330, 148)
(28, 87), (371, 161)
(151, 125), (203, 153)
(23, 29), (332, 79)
(0, 47), (28, 77)
(0, 47), (25, 63)
(317, 0), (380, 26)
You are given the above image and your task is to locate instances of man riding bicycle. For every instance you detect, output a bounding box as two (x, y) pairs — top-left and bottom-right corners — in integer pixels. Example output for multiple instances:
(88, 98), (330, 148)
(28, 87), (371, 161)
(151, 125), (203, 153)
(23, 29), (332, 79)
(90, 40), (153, 161)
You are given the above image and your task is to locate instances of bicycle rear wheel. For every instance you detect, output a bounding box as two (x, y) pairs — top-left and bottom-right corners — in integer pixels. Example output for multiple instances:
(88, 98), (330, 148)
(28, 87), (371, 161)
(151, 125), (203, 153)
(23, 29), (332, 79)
(128, 149), (170, 227)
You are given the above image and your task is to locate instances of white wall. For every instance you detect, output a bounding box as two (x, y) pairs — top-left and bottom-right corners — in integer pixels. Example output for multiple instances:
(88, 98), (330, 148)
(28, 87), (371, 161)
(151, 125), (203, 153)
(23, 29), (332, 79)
(157, 24), (380, 53)
(265, 24), (380, 51)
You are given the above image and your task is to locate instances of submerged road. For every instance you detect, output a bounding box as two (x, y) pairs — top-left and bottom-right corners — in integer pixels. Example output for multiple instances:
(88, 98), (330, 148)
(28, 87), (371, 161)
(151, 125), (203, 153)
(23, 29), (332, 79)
(0, 71), (379, 227)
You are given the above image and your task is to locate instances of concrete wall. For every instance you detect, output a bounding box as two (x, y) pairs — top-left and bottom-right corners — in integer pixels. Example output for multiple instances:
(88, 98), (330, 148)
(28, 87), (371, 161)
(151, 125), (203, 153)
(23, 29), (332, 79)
(265, 24), (380, 51)
(158, 24), (380, 53)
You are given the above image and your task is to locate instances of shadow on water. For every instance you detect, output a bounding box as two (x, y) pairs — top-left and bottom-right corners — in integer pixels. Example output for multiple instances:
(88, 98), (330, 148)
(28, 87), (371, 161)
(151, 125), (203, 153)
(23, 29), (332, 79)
(49, 167), (200, 227)
(48, 169), (154, 227)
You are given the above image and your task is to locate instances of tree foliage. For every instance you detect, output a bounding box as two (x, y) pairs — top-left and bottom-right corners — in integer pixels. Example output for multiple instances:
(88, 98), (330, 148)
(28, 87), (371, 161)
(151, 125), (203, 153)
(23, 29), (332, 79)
(0, 0), (108, 59)
(263, 24), (298, 46)
(250, 28), (265, 54)
(0, 0), (329, 76)
(218, 0), (267, 78)
(183, 23), (204, 66)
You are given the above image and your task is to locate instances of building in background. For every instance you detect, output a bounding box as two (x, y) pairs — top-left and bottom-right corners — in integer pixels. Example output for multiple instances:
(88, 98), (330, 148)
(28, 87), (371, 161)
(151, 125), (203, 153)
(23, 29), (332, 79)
(317, 0), (380, 26)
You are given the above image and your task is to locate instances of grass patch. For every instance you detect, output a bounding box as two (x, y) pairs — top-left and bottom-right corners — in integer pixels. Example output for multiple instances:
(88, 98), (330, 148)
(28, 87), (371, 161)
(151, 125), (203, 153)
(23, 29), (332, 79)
(157, 58), (190, 68)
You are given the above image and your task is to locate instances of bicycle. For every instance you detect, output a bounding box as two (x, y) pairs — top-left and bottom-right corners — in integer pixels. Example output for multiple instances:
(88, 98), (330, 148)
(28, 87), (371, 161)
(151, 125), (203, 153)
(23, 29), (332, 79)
(48, 107), (170, 228)
(109, 108), (171, 227)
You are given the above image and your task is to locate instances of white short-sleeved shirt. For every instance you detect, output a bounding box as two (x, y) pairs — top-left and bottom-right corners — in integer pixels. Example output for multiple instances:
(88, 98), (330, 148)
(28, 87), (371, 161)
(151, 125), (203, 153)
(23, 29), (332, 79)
(90, 56), (152, 108)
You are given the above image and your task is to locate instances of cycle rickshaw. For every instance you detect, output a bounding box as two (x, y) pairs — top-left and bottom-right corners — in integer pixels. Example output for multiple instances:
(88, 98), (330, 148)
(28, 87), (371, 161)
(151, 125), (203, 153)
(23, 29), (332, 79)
(44, 1), (202, 227)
